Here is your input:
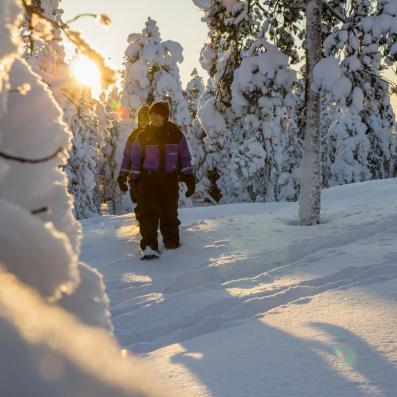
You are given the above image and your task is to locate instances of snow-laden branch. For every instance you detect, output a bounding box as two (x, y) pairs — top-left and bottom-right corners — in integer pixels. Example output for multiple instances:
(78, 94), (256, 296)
(22, 0), (116, 88)
(65, 13), (111, 26)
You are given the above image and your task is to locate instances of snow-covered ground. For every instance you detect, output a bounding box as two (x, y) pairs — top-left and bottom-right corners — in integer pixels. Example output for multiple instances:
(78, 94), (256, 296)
(81, 180), (397, 397)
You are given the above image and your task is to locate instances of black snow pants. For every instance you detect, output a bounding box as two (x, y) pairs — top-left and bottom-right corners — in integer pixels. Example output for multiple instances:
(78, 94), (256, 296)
(128, 180), (140, 223)
(137, 173), (180, 251)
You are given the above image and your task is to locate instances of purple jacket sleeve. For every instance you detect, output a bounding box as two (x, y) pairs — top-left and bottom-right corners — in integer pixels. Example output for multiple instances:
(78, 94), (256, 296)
(130, 140), (143, 180)
(179, 136), (193, 175)
(118, 138), (134, 177)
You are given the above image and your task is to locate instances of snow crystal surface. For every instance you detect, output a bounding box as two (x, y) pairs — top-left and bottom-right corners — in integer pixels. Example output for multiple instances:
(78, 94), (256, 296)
(82, 180), (397, 397)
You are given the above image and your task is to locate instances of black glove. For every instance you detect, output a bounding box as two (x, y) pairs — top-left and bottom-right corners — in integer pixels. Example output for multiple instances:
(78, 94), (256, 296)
(182, 174), (196, 198)
(129, 178), (140, 204)
(117, 175), (128, 193)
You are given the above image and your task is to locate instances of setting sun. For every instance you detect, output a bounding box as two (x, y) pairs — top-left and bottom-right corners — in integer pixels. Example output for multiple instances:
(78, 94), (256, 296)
(70, 55), (102, 98)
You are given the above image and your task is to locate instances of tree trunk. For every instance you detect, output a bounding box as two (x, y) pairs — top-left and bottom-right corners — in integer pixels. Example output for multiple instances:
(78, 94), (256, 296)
(299, 0), (322, 226)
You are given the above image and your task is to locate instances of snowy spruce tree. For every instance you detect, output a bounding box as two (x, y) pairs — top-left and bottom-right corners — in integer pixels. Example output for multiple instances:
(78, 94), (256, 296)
(23, 0), (107, 219)
(231, 35), (296, 201)
(194, 0), (265, 202)
(185, 68), (205, 119)
(278, 78), (305, 201)
(120, 17), (191, 136)
(258, 0), (396, 223)
(184, 69), (205, 157)
(321, 92), (338, 188)
(194, 0), (245, 202)
(319, 0), (397, 184)
(65, 95), (103, 219)
(96, 89), (124, 214)
(184, 69), (212, 201)
(195, 1), (299, 202)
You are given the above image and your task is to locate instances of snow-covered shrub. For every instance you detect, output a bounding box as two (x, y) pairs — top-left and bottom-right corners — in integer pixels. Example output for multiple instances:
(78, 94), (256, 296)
(319, 0), (397, 183)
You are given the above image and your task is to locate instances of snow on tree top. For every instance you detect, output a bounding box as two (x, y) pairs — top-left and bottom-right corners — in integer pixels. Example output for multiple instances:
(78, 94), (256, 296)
(313, 57), (352, 104)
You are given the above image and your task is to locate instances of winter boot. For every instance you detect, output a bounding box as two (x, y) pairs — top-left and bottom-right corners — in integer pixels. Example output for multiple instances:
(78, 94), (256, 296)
(164, 241), (180, 250)
(141, 246), (160, 260)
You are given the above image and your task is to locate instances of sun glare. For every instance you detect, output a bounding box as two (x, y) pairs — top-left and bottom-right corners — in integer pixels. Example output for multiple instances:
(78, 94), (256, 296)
(70, 55), (102, 98)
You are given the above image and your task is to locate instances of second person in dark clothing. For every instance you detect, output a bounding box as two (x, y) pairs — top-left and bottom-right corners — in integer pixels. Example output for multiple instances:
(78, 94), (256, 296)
(117, 105), (150, 222)
(130, 101), (196, 259)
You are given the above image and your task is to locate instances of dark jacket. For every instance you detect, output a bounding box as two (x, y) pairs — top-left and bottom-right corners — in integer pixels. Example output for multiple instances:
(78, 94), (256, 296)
(130, 122), (193, 180)
(118, 127), (142, 177)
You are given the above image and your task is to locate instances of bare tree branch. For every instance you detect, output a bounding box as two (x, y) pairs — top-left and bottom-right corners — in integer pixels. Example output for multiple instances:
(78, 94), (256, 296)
(0, 147), (64, 163)
(65, 13), (97, 25)
(31, 207), (49, 215)
(22, 0), (116, 88)
(320, 0), (346, 23)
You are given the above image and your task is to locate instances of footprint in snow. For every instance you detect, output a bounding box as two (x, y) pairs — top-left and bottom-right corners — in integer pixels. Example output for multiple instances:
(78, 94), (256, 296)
(205, 240), (229, 249)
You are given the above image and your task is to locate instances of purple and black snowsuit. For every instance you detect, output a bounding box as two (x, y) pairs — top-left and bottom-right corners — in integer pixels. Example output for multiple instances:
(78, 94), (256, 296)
(119, 127), (141, 178)
(118, 128), (142, 215)
(130, 121), (193, 251)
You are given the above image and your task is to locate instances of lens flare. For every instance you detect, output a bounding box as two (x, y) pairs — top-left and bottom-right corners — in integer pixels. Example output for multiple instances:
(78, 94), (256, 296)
(333, 344), (357, 368)
(70, 55), (102, 98)
(324, 335), (358, 368)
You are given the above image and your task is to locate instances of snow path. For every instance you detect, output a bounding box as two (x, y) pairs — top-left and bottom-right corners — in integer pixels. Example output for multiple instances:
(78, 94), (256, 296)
(81, 180), (397, 396)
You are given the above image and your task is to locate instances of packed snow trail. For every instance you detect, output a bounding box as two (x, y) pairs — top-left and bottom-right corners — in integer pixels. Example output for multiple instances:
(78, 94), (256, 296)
(81, 180), (397, 397)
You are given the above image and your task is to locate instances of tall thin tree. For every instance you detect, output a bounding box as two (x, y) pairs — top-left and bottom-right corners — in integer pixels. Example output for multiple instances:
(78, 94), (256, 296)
(299, 0), (322, 225)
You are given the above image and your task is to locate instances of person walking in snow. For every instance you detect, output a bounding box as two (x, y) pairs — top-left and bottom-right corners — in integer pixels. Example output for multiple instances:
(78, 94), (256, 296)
(129, 101), (196, 259)
(117, 105), (150, 221)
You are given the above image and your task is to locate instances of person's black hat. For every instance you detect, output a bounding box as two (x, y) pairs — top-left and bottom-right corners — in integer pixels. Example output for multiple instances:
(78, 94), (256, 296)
(149, 101), (170, 120)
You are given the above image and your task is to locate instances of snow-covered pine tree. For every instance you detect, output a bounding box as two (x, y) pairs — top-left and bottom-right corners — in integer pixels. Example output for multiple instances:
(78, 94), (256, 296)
(184, 68), (211, 201)
(96, 89), (124, 214)
(195, 1), (300, 203)
(185, 68), (205, 119)
(195, 78), (222, 201)
(120, 18), (191, 135)
(320, 92), (338, 188)
(314, 57), (371, 185)
(231, 35), (296, 201)
(278, 78), (305, 201)
(65, 94), (103, 219)
(194, 0), (249, 202)
(194, 0), (270, 202)
(259, 0), (368, 223)
(321, 0), (396, 184)
(328, 108), (372, 186)
(22, 0), (106, 219)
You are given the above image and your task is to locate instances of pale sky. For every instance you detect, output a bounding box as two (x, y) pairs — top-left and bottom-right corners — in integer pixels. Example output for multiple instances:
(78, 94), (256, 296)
(62, 1), (396, 113)
(62, 0), (209, 86)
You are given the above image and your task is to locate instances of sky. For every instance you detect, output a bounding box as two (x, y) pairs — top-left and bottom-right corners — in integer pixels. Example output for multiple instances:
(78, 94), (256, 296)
(63, 0), (209, 86)
(63, 0), (397, 113)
